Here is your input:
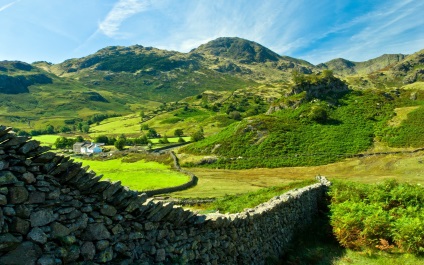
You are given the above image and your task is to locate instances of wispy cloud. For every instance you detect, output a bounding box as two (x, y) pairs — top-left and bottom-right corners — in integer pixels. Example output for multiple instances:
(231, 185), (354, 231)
(99, 0), (150, 38)
(0, 0), (19, 12)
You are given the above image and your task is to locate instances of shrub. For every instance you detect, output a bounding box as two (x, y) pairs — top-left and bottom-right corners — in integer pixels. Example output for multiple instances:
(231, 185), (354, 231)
(329, 180), (424, 254)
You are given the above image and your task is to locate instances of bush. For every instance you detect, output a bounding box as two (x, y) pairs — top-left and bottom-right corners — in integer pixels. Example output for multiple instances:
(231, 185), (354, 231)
(329, 180), (424, 254)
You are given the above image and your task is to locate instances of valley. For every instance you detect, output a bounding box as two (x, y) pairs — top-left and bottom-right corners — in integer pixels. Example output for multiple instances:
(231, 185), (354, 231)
(1, 37), (424, 263)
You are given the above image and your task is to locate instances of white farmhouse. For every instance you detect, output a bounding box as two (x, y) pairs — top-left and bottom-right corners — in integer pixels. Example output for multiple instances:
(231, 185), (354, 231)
(73, 142), (104, 154)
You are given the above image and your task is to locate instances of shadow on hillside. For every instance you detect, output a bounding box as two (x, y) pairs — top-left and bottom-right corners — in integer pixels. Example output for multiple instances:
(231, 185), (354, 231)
(276, 198), (346, 265)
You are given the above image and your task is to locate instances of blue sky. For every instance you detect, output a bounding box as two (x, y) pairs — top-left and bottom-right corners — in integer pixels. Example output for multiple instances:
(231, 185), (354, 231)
(0, 0), (423, 65)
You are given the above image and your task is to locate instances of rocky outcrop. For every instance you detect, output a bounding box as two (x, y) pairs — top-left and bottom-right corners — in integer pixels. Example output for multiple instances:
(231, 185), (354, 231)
(0, 125), (330, 264)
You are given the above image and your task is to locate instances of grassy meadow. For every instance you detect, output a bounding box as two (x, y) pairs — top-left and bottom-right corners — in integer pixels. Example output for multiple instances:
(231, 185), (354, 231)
(73, 157), (189, 191)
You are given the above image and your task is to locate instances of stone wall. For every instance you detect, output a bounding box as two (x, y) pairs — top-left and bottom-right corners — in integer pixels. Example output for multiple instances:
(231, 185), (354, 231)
(0, 126), (330, 264)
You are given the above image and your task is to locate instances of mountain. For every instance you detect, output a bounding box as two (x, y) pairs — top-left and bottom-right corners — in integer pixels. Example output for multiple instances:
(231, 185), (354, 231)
(193, 37), (282, 63)
(0, 37), (423, 139)
(317, 54), (407, 76)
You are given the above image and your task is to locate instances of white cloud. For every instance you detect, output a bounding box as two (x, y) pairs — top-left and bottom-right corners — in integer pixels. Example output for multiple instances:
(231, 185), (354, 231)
(99, 0), (150, 38)
(0, 0), (19, 12)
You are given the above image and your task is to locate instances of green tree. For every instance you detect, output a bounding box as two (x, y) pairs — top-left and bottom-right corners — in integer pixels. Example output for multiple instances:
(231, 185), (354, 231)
(147, 128), (159, 138)
(114, 138), (126, 151)
(82, 124), (90, 133)
(174, 129), (184, 137)
(95, 135), (109, 144)
(228, 111), (242, 121)
(191, 130), (205, 142)
(46, 125), (55, 134)
(75, 135), (84, 142)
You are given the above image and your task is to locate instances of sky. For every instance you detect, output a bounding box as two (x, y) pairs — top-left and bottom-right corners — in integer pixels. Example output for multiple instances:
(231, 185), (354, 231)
(0, 0), (423, 65)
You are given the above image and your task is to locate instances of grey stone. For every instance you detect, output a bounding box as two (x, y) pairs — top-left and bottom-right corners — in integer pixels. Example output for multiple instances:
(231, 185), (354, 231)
(0, 241), (42, 265)
(3, 206), (16, 216)
(0, 233), (20, 251)
(10, 166), (27, 173)
(11, 217), (30, 235)
(0, 194), (7, 205)
(114, 242), (128, 253)
(59, 235), (76, 245)
(100, 204), (117, 217)
(47, 188), (60, 199)
(81, 241), (96, 260)
(96, 246), (113, 263)
(81, 205), (93, 213)
(0, 187), (8, 195)
(50, 222), (70, 238)
(8, 186), (29, 204)
(37, 255), (55, 265)
(0, 160), (8, 170)
(156, 248), (166, 262)
(64, 245), (80, 263)
(28, 227), (48, 244)
(96, 240), (109, 251)
(0, 170), (18, 185)
(16, 204), (32, 218)
(30, 209), (56, 227)
(18, 140), (39, 154)
(82, 224), (111, 241)
(22, 172), (36, 184)
(28, 191), (46, 204)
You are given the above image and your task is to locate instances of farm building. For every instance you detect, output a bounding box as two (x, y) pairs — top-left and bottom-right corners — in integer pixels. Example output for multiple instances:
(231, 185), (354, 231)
(73, 141), (104, 154)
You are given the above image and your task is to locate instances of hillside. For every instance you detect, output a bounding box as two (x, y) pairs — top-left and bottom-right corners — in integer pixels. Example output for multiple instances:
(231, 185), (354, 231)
(0, 37), (423, 162)
(317, 54), (406, 76)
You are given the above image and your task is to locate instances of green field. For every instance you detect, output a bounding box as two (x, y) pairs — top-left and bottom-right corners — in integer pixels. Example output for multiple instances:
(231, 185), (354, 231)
(32, 135), (61, 146)
(73, 157), (189, 191)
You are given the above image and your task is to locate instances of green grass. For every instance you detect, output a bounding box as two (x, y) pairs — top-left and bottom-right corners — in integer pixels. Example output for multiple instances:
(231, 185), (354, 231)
(73, 157), (189, 191)
(149, 137), (190, 144)
(197, 180), (316, 213)
(32, 135), (61, 146)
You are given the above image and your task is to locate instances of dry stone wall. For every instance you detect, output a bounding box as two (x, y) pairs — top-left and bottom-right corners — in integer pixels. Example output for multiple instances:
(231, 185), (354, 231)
(0, 126), (330, 264)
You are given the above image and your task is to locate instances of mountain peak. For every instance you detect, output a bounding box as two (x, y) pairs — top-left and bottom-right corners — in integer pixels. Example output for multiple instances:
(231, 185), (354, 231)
(192, 37), (281, 63)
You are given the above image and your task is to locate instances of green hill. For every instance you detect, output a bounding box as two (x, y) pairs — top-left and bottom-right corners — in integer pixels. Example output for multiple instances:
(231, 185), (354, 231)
(317, 54), (406, 76)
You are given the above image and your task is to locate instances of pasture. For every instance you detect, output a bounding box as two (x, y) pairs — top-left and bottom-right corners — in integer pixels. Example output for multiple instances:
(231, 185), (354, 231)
(73, 157), (189, 191)
(172, 151), (424, 198)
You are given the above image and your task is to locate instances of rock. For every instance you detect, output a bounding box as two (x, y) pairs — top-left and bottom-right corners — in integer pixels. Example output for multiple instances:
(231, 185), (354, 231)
(82, 224), (111, 241)
(50, 222), (70, 238)
(27, 227), (48, 244)
(0, 187), (8, 195)
(37, 255), (55, 265)
(8, 186), (29, 204)
(100, 204), (117, 217)
(22, 172), (36, 184)
(3, 206), (16, 216)
(11, 217), (30, 234)
(0, 194), (7, 205)
(96, 246), (113, 263)
(64, 245), (80, 263)
(30, 209), (56, 227)
(28, 191), (46, 204)
(0, 170), (18, 185)
(156, 248), (166, 262)
(114, 242), (128, 254)
(18, 140), (39, 154)
(0, 160), (8, 170)
(81, 241), (96, 260)
(0, 233), (20, 251)
(15, 204), (32, 218)
(96, 240), (109, 251)
(0, 241), (42, 265)
(59, 235), (76, 245)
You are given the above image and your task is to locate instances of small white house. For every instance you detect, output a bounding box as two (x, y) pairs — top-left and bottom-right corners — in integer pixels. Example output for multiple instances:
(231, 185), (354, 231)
(73, 142), (104, 154)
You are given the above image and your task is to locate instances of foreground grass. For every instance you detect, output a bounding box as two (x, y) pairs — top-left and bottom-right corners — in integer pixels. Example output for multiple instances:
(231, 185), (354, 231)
(73, 157), (189, 191)
(197, 180), (316, 213)
(174, 151), (424, 198)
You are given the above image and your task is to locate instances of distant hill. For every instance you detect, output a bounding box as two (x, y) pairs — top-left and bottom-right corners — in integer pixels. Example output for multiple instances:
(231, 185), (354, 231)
(317, 54), (407, 76)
